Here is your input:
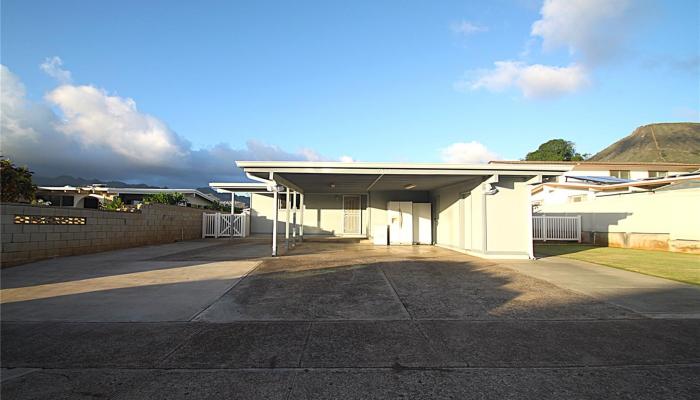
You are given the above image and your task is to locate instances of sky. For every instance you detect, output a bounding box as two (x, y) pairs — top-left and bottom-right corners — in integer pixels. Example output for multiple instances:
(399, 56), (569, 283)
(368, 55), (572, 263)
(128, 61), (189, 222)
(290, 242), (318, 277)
(1, 0), (699, 187)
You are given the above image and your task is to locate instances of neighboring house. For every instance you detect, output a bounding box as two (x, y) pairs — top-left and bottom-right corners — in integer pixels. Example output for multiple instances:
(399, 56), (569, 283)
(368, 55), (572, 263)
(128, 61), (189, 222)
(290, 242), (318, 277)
(489, 160), (699, 180)
(488, 161), (700, 210)
(493, 160), (700, 254)
(36, 186), (220, 209)
(211, 161), (570, 259)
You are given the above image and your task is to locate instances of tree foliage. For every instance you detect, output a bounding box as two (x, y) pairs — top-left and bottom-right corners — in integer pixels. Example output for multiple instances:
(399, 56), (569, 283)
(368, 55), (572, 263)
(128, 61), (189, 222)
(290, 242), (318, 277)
(0, 159), (37, 202)
(525, 139), (587, 161)
(102, 197), (125, 211)
(142, 192), (186, 205)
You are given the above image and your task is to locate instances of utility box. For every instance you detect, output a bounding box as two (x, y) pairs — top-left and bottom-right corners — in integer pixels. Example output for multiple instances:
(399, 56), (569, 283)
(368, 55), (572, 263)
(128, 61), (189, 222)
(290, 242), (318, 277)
(412, 203), (432, 244)
(372, 224), (389, 245)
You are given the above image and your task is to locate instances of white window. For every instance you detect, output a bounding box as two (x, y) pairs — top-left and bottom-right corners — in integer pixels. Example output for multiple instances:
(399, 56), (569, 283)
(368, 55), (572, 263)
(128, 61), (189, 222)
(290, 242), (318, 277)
(610, 170), (631, 179)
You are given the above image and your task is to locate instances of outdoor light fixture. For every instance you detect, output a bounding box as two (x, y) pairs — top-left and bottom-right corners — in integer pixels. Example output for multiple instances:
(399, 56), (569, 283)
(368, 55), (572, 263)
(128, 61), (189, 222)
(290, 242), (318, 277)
(483, 183), (499, 195)
(403, 183), (416, 190)
(330, 183), (336, 189)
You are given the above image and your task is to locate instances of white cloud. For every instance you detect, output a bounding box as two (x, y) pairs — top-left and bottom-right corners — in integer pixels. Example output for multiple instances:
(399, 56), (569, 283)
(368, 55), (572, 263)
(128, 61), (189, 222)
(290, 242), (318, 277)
(531, 0), (634, 64)
(338, 155), (355, 162)
(451, 20), (487, 35)
(1, 63), (334, 187)
(40, 56), (72, 83)
(441, 141), (498, 164)
(45, 85), (187, 166)
(457, 0), (645, 99)
(462, 61), (588, 99)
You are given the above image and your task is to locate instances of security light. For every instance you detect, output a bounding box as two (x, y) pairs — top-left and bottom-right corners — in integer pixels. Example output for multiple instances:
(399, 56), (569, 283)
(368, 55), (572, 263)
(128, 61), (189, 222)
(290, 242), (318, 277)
(403, 183), (416, 190)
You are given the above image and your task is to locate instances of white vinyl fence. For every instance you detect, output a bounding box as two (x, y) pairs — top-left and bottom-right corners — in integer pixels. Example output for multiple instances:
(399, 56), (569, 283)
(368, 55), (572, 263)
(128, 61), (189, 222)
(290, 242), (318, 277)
(202, 212), (249, 238)
(533, 215), (581, 242)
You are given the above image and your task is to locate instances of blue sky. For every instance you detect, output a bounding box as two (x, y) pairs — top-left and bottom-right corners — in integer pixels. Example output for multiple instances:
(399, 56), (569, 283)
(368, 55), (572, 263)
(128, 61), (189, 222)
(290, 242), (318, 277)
(1, 0), (698, 186)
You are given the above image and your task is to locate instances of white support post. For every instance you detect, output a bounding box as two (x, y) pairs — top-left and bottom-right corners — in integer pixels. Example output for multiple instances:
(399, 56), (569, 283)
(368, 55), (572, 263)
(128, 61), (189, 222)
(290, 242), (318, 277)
(292, 191), (297, 246)
(577, 215), (582, 243)
(202, 214), (206, 239)
(230, 192), (235, 214)
(285, 187), (290, 250)
(299, 193), (304, 241)
(272, 189), (279, 256)
(214, 212), (221, 239)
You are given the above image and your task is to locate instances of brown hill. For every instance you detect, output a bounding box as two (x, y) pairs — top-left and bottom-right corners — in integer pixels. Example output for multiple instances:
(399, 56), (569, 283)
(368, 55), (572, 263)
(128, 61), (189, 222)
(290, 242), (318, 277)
(589, 123), (700, 163)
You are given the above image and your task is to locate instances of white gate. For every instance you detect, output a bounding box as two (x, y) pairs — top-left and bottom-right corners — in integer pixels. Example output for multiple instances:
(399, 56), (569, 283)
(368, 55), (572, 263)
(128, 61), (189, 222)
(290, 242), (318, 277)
(533, 215), (581, 242)
(202, 213), (248, 238)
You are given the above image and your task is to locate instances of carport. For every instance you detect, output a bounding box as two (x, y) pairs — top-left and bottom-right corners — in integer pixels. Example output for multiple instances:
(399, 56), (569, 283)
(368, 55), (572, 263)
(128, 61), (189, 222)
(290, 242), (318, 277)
(216, 161), (569, 259)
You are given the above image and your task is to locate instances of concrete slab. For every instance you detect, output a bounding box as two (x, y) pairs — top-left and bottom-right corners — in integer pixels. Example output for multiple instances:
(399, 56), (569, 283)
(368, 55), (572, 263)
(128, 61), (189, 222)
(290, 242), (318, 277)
(1, 242), (261, 322)
(2, 240), (699, 398)
(196, 263), (409, 321)
(161, 322), (310, 368)
(382, 259), (638, 320)
(505, 257), (700, 318)
(1, 322), (200, 368)
(301, 321), (453, 368)
(290, 366), (700, 399)
(111, 370), (294, 400)
(420, 319), (700, 367)
(0, 369), (148, 400)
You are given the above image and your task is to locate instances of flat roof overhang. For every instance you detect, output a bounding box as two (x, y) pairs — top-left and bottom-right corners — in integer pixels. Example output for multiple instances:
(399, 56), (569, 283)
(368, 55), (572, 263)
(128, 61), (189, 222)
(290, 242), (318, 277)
(209, 182), (269, 193)
(234, 161), (570, 193)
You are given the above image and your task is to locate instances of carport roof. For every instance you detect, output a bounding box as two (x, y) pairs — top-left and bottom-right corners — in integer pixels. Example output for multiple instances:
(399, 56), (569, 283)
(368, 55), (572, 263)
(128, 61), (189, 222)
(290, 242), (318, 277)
(231, 161), (570, 194)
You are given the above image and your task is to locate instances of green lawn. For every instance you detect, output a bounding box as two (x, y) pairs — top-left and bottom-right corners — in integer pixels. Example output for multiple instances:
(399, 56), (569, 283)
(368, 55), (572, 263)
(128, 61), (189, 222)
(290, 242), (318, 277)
(535, 244), (700, 285)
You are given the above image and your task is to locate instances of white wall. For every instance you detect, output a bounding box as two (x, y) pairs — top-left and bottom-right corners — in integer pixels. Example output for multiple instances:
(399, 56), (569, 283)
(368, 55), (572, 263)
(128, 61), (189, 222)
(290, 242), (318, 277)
(431, 176), (531, 258)
(538, 187), (700, 241)
(250, 192), (368, 236)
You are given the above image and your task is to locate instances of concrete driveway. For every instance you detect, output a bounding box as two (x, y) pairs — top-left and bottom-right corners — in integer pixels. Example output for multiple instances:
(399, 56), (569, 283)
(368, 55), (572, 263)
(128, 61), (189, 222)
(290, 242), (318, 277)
(1, 239), (699, 399)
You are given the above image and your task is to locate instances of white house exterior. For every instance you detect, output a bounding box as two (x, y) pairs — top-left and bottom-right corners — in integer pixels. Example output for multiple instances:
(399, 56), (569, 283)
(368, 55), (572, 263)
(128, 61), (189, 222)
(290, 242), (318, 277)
(211, 161), (570, 259)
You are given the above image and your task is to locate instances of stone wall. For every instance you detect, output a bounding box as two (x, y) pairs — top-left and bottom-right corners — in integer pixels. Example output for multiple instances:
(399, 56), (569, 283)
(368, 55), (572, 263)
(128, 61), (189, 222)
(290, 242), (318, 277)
(1, 203), (206, 267)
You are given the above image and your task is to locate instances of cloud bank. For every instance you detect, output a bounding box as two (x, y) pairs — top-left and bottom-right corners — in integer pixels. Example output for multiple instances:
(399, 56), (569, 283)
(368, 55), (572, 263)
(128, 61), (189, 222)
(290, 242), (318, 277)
(0, 63), (343, 187)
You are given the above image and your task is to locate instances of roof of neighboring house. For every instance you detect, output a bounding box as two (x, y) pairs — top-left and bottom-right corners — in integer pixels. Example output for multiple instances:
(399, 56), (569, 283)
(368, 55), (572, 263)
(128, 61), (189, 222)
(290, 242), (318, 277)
(489, 160), (700, 170)
(37, 186), (219, 203)
(531, 173), (700, 194)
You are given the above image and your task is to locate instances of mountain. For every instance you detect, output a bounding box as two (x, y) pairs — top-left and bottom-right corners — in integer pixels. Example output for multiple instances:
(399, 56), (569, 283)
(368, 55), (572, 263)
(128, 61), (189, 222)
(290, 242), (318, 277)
(589, 123), (700, 163)
(33, 175), (161, 188)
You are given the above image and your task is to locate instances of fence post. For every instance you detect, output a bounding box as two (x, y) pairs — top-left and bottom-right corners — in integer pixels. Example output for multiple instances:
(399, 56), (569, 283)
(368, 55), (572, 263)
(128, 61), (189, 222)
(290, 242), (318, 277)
(542, 214), (547, 242)
(202, 214), (206, 239)
(214, 213), (220, 238)
(577, 215), (582, 243)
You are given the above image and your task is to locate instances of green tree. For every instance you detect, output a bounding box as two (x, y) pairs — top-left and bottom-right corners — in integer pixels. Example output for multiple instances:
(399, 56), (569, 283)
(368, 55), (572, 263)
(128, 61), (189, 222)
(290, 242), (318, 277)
(525, 139), (587, 161)
(103, 197), (125, 211)
(0, 159), (37, 202)
(142, 192), (186, 205)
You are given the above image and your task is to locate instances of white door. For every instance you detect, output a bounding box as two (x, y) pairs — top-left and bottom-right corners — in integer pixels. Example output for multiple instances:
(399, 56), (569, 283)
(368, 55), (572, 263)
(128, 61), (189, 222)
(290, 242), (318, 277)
(412, 203), (432, 244)
(388, 201), (413, 244)
(343, 195), (361, 234)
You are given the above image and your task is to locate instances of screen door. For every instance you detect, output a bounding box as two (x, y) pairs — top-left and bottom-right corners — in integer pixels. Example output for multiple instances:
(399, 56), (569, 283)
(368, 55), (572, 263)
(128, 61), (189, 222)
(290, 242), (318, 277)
(343, 195), (361, 234)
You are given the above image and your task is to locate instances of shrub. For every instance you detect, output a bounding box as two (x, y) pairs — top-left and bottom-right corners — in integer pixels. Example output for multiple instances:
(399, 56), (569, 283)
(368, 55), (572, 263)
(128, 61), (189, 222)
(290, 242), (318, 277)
(103, 197), (125, 211)
(142, 192), (186, 206)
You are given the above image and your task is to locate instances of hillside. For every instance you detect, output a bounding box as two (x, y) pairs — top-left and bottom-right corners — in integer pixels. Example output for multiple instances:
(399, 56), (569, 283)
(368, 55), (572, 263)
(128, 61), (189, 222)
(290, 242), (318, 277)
(589, 123), (700, 163)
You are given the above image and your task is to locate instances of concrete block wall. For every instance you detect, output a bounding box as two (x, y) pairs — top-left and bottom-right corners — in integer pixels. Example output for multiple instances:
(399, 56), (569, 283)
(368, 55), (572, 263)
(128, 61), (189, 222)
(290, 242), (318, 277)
(0, 203), (206, 267)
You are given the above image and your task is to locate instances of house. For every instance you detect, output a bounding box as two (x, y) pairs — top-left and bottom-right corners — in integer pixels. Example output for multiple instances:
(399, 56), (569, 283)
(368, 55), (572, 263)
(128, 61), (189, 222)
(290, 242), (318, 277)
(487, 161), (700, 210)
(35, 185), (220, 209)
(492, 160), (700, 254)
(211, 161), (570, 259)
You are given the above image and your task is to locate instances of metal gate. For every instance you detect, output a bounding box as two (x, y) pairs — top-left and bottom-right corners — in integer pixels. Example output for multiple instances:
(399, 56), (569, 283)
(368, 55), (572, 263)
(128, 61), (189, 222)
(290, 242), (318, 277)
(533, 215), (581, 242)
(202, 213), (248, 238)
